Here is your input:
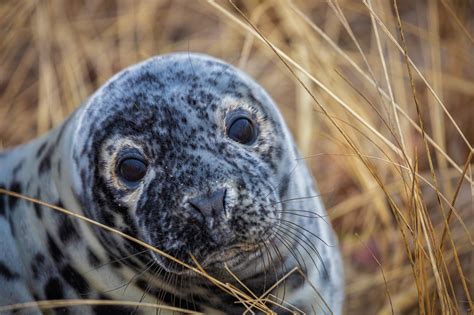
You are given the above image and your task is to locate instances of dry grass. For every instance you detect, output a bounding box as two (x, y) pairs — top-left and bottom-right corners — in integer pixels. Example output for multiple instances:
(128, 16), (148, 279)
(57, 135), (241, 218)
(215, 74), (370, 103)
(0, 0), (473, 314)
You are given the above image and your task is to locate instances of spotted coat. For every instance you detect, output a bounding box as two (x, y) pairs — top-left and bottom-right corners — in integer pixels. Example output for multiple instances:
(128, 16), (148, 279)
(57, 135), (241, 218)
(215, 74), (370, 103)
(0, 53), (343, 314)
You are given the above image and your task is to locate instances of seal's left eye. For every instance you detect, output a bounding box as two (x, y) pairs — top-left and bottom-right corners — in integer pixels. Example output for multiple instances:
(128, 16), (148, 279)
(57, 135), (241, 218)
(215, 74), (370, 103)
(118, 158), (147, 184)
(227, 117), (257, 145)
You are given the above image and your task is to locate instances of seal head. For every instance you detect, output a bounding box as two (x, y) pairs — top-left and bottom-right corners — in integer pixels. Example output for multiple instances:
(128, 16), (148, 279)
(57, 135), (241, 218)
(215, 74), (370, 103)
(73, 53), (294, 274)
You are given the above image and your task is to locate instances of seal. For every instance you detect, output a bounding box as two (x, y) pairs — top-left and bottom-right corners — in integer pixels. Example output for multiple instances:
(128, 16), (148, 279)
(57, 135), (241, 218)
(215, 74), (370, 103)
(0, 53), (344, 314)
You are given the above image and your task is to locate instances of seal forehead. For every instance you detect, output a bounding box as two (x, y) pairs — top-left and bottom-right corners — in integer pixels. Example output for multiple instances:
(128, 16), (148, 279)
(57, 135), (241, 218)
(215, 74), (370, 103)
(82, 53), (281, 128)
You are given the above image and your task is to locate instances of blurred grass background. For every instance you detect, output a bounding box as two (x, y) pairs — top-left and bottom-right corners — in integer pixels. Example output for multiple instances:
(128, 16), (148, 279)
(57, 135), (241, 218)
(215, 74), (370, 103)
(0, 0), (473, 314)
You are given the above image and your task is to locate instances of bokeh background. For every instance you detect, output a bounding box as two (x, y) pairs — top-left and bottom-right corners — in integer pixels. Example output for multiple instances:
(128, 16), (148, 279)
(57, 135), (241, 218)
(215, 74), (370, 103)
(1, 1), (473, 314)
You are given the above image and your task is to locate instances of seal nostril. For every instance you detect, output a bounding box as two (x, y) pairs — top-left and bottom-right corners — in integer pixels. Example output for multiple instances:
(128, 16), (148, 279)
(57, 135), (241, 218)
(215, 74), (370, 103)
(188, 188), (226, 217)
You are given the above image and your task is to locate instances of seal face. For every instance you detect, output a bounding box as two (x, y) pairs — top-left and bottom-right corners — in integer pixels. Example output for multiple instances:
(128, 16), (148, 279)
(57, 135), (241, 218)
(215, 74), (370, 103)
(0, 53), (344, 314)
(78, 54), (287, 272)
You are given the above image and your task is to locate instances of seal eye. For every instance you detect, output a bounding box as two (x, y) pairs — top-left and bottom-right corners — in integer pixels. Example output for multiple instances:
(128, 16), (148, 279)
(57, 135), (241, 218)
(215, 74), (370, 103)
(118, 158), (147, 184)
(227, 117), (257, 145)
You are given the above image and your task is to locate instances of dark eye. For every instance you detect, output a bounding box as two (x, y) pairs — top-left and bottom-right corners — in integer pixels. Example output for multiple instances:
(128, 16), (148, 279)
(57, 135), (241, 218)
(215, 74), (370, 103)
(227, 117), (257, 145)
(118, 158), (147, 184)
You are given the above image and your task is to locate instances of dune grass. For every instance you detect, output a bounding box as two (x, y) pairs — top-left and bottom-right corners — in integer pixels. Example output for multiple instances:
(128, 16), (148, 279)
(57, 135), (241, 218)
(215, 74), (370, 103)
(0, 0), (472, 314)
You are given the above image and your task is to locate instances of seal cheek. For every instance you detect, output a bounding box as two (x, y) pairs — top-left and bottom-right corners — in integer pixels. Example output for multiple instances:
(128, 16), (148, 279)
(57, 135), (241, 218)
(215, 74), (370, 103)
(121, 189), (143, 209)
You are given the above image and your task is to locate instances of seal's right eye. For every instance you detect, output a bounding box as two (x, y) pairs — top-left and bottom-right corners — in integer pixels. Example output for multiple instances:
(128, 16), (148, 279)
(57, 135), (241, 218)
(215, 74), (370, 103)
(118, 157), (147, 184)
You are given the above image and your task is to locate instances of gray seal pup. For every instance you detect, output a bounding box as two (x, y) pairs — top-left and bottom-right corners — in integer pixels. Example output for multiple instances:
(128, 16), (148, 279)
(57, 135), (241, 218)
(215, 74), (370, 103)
(0, 53), (344, 314)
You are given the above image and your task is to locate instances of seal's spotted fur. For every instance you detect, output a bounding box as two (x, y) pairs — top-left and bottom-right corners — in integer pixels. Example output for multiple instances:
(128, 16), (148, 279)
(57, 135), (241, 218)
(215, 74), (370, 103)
(0, 53), (343, 314)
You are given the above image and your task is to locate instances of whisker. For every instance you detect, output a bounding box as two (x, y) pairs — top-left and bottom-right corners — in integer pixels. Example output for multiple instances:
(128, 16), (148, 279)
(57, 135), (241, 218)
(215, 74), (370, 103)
(276, 210), (329, 224)
(273, 192), (333, 205)
(261, 238), (279, 292)
(257, 240), (269, 293)
(122, 260), (156, 296)
(273, 225), (325, 275)
(270, 232), (307, 274)
(267, 238), (289, 306)
(99, 259), (154, 295)
(131, 263), (160, 315)
(279, 219), (332, 247)
(274, 221), (327, 257)
(85, 249), (149, 273)
(264, 161), (300, 199)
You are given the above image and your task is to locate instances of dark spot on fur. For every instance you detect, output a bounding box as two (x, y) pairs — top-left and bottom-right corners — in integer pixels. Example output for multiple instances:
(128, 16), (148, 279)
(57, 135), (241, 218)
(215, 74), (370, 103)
(36, 142), (48, 158)
(0, 184), (5, 216)
(322, 261), (331, 282)
(106, 252), (122, 269)
(31, 253), (46, 279)
(0, 261), (20, 280)
(34, 202), (43, 219)
(47, 234), (64, 263)
(93, 295), (133, 315)
(38, 146), (54, 174)
(61, 264), (90, 296)
(8, 216), (16, 237)
(87, 248), (102, 267)
(7, 182), (21, 210)
(12, 161), (23, 177)
(57, 159), (62, 175)
(44, 277), (69, 314)
(44, 277), (64, 299)
(58, 215), (80, 243)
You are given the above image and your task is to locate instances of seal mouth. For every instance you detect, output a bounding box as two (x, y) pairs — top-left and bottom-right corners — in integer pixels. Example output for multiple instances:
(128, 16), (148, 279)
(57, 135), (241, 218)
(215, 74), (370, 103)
(199, 225), (278, 269)
(172, 243), (261, 277)
(202, 243), (260, 266)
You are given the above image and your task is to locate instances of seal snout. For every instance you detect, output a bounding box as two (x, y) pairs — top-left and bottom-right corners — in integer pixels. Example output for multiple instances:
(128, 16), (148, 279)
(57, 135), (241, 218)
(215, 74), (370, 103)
(188, 188), (226, 219)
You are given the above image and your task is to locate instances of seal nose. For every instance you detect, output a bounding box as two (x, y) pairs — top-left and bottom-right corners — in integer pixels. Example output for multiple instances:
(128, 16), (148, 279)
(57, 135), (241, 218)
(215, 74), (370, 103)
(188, 188), (226, 217)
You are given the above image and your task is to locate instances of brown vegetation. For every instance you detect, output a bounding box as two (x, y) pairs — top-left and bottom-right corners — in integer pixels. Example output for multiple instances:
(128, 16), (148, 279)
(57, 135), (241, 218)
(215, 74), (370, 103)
(0, 1), (472, 314)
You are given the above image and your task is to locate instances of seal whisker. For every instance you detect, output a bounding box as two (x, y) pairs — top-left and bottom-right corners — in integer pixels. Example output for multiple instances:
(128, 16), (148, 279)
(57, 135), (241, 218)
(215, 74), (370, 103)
(263, 161), (300, 199)
(265, 237), (289, 304)
(260, 237), (280, 294)
(85, 249), (149, 273)
(272, 225), (325, 275)
(273, 190), (336, 205)
(97, 258), (154, 295)
(131, 262), (160, 315)
(270, 232), (307, 275)
(122, 259), (156, 296)
(272, 226), (318, 269)
(273, 220), (328, 256)
(256, 241), (269, 293)
(279, 218), (333, 247)
(277, 210), (330, 223)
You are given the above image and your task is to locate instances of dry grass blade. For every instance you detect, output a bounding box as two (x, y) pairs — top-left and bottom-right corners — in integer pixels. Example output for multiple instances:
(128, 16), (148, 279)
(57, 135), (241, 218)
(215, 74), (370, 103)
(439, 0), (474, 44)
(392, 1), (447, 312)
(440, 150), (474, 248)
(355, 233), (394, 315)
(362, 0), (472, 151)
(366, 0), (406, 154)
